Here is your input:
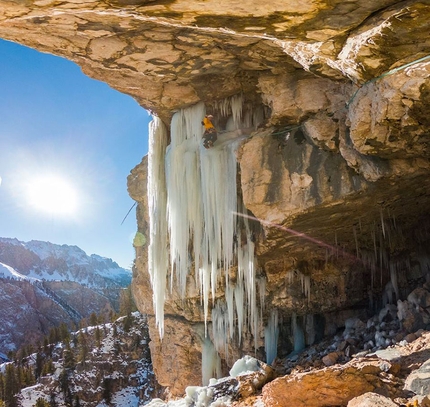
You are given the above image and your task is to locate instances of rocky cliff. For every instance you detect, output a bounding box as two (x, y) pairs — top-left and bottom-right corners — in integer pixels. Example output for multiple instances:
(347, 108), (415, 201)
(0, 0), (429, 396)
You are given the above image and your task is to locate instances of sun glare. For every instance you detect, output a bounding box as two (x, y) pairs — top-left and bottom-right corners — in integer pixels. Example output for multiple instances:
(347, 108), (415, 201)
(26, 175), (78, 216)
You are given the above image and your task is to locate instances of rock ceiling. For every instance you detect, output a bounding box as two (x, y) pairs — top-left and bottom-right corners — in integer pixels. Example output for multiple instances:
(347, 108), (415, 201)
(1, 1), (429, 121)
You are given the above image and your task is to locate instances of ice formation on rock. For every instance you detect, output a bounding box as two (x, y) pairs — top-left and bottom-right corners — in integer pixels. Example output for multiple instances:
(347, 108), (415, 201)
(147, 96), (268, 370)
(147, 117), (169, 337)
(264, 309), (279, 364)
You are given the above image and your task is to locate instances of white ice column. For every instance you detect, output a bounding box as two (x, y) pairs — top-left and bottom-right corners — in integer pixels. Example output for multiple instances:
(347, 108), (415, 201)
(147, 117), (169, 338)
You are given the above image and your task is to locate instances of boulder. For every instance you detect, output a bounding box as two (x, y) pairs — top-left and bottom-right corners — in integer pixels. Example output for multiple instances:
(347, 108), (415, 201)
(347, 392), (397, 407)
(262, 359), (389, 407)
(405, 359), (430, 396)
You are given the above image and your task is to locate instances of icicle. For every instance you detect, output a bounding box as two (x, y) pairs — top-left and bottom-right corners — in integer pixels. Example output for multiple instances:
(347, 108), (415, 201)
(199, 266), (211, 335)
(264, 310), (279, 365)
(380, 209), (386, 239)
(147, 117), (169, 338)
(305, 314), (315, 346)
(212, 301), (229, 357)
(252, 106), (265, 129)
(291, 313), (305, 353)
(234, 282), (244, 343)
(257, 277), (266, 318)
(202, 337), (221, 385)
(299, 272), (311, 304)
(238, 240), (259, 349)
(353, 226), (359, 258)
(213, 98), (230, 118)
(390, 262), (399, 301)
(230, 94), (243, 126)
(166, 103), (205, 297)
(334, 230), (339, 259)
(226, 285), (235, 339)
(383, 281), (394, 306)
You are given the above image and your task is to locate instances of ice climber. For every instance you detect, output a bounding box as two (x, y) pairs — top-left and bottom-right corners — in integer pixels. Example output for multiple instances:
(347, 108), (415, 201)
(201, 114), (217, 149)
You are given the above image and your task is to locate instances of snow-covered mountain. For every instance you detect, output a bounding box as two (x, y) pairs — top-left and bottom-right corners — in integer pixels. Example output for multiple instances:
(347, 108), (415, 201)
(0, 238), (131, 288)
(0, 238), (133, 353)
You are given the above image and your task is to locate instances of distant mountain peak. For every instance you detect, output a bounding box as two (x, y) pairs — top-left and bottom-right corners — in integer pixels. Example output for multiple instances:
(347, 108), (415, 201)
(0, 237), (134, 353)
(0, 237), (132, 288)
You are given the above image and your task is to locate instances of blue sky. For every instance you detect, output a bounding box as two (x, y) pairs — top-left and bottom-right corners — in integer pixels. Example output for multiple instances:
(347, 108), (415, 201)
(0, 39), (151, 269)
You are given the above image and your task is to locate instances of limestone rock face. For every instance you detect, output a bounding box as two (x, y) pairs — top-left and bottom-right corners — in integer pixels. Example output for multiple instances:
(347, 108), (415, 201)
(1, 0), (430, 396)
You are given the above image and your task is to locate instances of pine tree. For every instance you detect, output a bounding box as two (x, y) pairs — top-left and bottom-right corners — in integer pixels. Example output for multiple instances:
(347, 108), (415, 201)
(35, 353), (44, 380)
(58, 370), (68, 397)
(41, 359), (55, 376)
(95, 327), (102, 348)
(25, 344), (34, 357)
(119, 285), (137, 316)
(16, 365), (24, 392)
(35, 397), (49, 407)
(4, 364), (18, 407)
(0, 373), (4, 401)
(16, 348), (26, 364)
(109, 310), (116, 323)
(102, 378), (112, 405)
(59, 323), (70, 343)
(24, 366), (35, 386)
(63, 342), (75, 370)
(48, 327), (59, 345)
(123, 313), (133, 333)
(43, 337), (49, 354)
(72, 333), (78, 348)
(78, 331), (88, 366)
(89, 313), (98, 327)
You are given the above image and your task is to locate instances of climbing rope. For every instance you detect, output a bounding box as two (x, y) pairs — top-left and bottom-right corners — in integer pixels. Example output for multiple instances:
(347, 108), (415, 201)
(264, 54), (430, 140)
(270, 124), (303, 137)
(346, 54), (430, 107)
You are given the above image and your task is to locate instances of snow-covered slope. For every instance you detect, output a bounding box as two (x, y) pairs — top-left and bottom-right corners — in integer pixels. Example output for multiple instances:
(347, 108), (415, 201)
(0, 237), (133, 353)
(0, 237), (131, 288)
(2, 312), (157, 407)
(0, 261), (39, 281)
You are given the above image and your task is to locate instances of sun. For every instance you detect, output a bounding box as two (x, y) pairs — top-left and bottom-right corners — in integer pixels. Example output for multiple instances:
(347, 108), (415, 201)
(26, 175), (78, 216)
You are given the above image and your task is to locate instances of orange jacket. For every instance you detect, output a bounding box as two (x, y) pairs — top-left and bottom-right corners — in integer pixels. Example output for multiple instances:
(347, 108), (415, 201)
(202, 115), (215, 130)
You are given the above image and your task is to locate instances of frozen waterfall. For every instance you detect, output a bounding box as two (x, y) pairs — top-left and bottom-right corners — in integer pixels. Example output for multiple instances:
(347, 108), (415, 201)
(147, 97), (267, 366)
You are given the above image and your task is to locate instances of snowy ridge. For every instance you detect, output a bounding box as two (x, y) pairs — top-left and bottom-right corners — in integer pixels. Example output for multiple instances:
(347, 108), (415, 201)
(0, 238), (131, 288)
(0, 261), (40, 282)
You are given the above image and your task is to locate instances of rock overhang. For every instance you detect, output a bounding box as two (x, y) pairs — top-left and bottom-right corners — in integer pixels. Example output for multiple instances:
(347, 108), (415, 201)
(1, 0), (429, 121)
(2, 0), (430, 393)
